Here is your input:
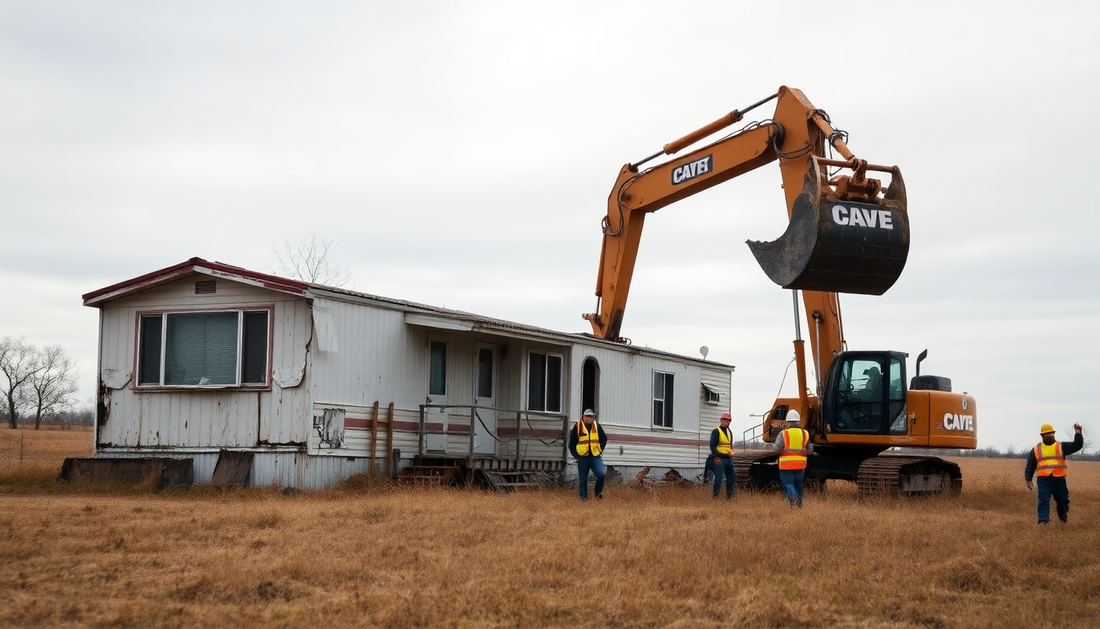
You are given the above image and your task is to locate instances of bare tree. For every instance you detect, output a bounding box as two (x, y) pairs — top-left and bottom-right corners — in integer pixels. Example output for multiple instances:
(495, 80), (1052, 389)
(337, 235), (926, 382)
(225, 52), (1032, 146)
(28, 344), (79, 430)
(271, 235), (354, 287)
(0, 336), (41, 429)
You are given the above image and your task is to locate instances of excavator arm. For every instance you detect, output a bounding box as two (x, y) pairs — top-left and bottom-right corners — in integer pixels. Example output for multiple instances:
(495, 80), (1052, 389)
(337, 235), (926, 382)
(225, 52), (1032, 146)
(583, 86), (909, 383)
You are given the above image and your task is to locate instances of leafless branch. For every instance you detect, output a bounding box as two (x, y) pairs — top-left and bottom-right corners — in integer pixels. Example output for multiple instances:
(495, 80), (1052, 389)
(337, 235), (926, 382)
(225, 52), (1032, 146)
(271, 234), (354, 287)
(28, 344), (80, 429)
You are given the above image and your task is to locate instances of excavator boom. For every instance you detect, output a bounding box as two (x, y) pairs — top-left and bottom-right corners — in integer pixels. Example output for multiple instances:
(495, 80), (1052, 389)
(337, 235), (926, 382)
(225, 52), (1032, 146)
(584, 86), (909, 351)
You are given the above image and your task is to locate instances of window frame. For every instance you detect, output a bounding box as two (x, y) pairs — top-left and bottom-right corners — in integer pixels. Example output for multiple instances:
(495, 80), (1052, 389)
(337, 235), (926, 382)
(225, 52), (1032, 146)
(653, 370), (675, 429)
(527, 350), (563, 413)
(702, 384), (720, 405)
(133, 306), (273, 390)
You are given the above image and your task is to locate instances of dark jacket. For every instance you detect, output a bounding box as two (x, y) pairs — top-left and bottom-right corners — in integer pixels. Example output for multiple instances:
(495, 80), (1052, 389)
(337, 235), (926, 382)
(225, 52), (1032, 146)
(569, 420), (607, 458)
(710, 425), (733, 459)
(1024, 432), (1083, 482)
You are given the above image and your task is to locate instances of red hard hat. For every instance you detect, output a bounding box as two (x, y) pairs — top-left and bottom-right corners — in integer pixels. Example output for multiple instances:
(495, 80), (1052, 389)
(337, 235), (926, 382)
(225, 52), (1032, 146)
(720, 412), (732, 421)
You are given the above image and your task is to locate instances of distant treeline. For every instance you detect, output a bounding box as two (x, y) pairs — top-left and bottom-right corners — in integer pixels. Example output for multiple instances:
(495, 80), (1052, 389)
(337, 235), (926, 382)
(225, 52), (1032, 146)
(897, 446), (1100, 462)
(1, 408), (94, 429)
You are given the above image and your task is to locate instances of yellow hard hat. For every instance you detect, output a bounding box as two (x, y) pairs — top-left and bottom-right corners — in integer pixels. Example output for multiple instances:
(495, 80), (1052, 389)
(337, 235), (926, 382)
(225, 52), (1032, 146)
(1040, 424), (1055, 435)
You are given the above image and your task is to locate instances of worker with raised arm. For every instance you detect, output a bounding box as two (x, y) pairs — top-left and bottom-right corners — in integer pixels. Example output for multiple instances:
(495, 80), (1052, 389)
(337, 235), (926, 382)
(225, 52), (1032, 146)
(569, 409), (608, 501)
(1025, 423), (1084, 525)
(709, 412), (737, 500)
(775, 419), (813, 508)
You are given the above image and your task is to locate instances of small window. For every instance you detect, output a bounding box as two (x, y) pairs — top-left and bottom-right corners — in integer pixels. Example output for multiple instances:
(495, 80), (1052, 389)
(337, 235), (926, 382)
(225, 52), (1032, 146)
(477, 348), (493, 398)
(136, 309), (269, 388)
(429, 341), (447, 396)
(527, 351), (562, 413)
(702, 384), (720, 405)
(653, 371), (674, 428)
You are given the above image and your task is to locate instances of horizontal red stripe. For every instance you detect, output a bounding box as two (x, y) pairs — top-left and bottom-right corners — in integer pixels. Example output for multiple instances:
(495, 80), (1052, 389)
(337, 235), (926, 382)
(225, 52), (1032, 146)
(350, 418), (711, 450)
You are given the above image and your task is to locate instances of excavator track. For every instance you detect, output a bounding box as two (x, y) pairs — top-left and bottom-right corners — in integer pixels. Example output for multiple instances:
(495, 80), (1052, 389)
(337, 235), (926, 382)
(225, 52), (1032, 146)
(855, 455), (962, 496)
(730, 450), (780, 491)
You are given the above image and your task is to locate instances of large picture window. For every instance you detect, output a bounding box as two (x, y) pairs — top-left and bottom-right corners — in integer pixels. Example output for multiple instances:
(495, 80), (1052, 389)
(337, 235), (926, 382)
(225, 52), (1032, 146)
(527, 351), (562, 413)
(137, 309), (270, 387)
(653, 371), (674, 429)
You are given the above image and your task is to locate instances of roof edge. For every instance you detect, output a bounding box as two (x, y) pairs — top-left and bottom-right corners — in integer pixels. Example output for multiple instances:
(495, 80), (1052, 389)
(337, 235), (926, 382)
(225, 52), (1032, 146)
(82, 257), (309, 306)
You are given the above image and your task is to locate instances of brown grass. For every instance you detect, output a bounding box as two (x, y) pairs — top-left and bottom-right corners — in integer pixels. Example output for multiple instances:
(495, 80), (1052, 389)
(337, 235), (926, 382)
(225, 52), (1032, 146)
(2, 444), (1099, 628)
(0, 425), (93, 489)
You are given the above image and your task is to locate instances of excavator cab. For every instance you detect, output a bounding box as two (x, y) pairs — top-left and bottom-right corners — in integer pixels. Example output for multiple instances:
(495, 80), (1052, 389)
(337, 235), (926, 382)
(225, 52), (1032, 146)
(748, 158), (910, 295)
(821, 351), (910, 436)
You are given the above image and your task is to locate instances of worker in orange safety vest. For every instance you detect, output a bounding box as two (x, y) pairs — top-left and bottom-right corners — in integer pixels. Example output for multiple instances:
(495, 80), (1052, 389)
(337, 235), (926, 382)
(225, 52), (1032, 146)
(1025, 423), (1083, 525)
(775, 419), (813, 508)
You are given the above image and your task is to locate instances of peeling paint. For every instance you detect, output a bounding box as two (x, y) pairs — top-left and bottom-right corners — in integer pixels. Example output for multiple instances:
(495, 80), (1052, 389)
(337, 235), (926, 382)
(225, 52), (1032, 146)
(100, 368), (132, 389)
(273, 364), (305, 388)
(315, 408), (345, 448)
(96, 381), (112, 429)
(257, 440), (307, 450)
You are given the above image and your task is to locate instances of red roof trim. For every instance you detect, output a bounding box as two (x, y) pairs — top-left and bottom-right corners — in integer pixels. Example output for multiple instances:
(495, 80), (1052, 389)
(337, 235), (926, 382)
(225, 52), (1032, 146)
(82, 257), (309, 306)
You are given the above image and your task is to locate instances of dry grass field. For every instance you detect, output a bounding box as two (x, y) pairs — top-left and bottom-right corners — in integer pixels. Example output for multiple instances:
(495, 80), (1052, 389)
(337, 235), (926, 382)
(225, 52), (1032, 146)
(1, 429), (1098, 629)
(0, 425), (93, 477)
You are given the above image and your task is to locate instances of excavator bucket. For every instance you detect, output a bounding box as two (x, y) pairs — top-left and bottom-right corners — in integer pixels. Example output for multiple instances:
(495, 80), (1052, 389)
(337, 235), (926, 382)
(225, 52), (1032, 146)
(747, 162), (909, 295)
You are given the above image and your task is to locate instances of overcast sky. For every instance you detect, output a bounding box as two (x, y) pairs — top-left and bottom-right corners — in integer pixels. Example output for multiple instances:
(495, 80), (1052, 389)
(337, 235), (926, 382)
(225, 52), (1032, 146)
(2, 1), (1097, 451)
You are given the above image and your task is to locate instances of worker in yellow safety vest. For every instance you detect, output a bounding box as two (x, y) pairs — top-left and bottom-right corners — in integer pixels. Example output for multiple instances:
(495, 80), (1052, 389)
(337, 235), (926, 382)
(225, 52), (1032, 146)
(1025, 423), (1083, 525)
(709, 412), (737, 500)
(569, 409), (607, 501)
(775, 419), (813, 508)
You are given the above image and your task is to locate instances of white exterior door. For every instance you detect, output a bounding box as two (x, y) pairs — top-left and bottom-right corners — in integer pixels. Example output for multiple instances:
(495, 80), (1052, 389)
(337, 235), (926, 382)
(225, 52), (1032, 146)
(473, 344), (496, 455)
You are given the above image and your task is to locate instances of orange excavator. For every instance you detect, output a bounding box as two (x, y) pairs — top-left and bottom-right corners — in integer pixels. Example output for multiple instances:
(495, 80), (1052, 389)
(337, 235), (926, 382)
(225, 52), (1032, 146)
(583, 86), (976, 494)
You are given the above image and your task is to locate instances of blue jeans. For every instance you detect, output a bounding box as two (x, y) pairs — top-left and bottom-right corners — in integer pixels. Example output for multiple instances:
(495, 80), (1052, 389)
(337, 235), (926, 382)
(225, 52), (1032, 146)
(712, 457), (736, 499)
(576, 456), (606, 499)
(779, 469), (805, 507)
(1036, 476), (1070, 523)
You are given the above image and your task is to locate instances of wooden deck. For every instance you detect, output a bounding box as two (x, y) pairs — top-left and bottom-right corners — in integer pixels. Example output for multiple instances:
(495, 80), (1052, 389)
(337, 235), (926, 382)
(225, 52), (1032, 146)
(398, 455), (565, 492)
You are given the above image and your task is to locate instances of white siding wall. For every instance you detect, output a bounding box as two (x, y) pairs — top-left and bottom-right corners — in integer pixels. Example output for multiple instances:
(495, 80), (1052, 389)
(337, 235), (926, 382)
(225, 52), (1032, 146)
(698, 366), (734, 460)
(568, 345), (702, 432)
(563, 343), (730, 472)
(95, 278), (311, 449)
(308, 298), (421, 408)
(308, 298), (502, 411)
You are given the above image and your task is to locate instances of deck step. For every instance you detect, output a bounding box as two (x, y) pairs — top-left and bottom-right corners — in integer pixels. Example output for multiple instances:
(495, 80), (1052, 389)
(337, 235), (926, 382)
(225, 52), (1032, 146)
(397, 464), (462, 486)
(478, 470), (542, 494)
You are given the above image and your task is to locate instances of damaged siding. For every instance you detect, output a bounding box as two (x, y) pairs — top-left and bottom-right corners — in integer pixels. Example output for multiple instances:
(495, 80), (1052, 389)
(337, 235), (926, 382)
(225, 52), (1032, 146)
(307, 298), (424, 409)
(94, 279), (311, 449)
